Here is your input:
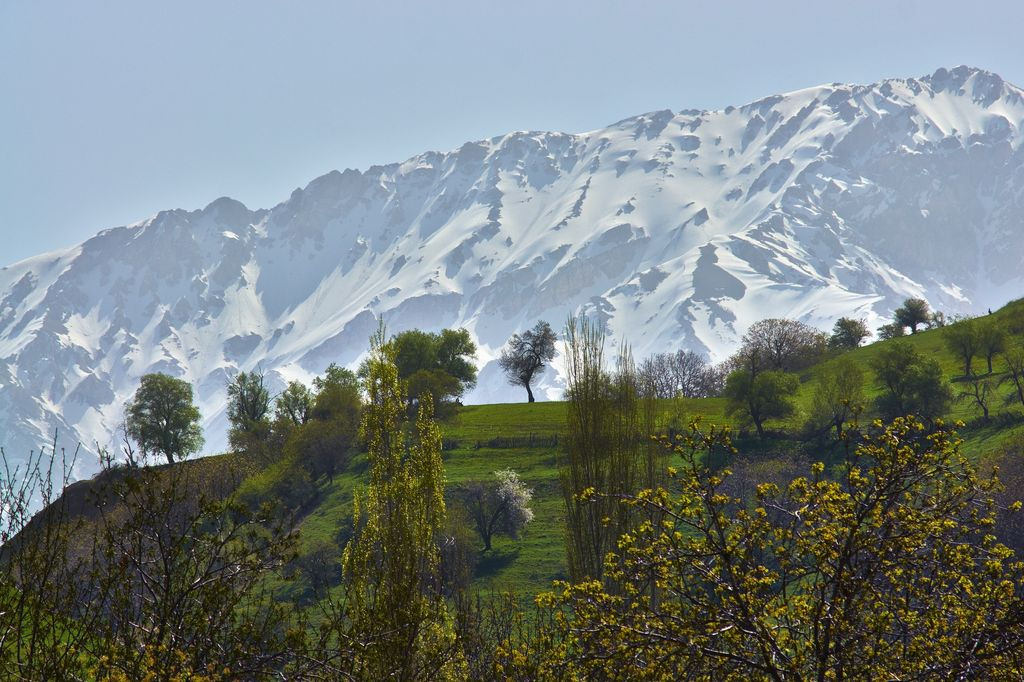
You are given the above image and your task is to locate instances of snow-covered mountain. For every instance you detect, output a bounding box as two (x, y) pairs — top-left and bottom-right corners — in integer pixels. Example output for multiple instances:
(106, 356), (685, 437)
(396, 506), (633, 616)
(2, 65), (1024, 476)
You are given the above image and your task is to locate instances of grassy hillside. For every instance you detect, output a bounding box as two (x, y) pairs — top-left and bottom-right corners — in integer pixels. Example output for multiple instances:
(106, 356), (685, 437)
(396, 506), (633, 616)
(273, 298), (1024, 600)
(795, 298), (1024, 456)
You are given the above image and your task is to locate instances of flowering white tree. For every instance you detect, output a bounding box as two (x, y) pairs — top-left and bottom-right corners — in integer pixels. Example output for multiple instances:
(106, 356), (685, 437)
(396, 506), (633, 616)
(456, 469), (534, 551)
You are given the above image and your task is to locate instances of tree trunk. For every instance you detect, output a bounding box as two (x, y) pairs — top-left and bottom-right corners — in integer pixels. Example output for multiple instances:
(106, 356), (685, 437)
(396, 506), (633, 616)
(526, 384), (535, 403)
(987, 355), (994, 374)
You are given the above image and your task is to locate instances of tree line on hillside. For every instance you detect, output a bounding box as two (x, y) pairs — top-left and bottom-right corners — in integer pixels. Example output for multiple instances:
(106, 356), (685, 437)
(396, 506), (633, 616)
(115, 298), (952, 467)
(717, 298), (1024, 439)
(113, 298), (1024, 589)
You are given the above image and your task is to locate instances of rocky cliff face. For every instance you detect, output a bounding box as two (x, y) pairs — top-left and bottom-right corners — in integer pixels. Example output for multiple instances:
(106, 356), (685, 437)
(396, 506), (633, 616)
(2, 65), (1023, 476)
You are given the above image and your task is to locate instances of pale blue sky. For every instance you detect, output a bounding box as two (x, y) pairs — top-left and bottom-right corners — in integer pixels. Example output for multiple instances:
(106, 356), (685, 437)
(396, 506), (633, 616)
(2, 1), (1022, 265)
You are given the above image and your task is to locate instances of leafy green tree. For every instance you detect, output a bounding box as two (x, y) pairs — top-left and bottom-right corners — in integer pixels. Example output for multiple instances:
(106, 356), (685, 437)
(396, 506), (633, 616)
(977, 320), (1007, 374)
(392, 329), (440, 380)
(226, 369), (271, 453)
(311, 363), (360, 420)
(367, 328), (478, 409)
(828, 316), (870, 350)
(877, 322), (906, 340)
(393, 328), (477, 391)
(944, 319), (981, 376)
(290, 364), (361, 481)
(227, 369), (271, 430)
(436, 327), (478, 389)
(499, 320), (558, 402)
(340, 330), (463, 679)
(455, 469), (535, 551)
(894, 296), (930, 333)
(723, 369), (799, 439)
(808, 355), (865, 438)
(871, 341), (951, 421)
(273, 380), (314, 429)
(124, 373), (203, 464)
(530, 418), (1024, 680)
(287, 419), (357, 483)
(407, 368), (463, 419)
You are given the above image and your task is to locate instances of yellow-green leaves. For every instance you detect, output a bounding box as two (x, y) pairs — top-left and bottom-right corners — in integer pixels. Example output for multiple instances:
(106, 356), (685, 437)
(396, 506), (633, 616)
(527, 417), (1024, 680)
(340, 331), (463, 680)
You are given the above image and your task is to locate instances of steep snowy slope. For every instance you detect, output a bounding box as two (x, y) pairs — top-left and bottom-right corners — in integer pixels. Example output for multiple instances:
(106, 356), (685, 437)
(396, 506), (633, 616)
(2, 65), (1023, 476)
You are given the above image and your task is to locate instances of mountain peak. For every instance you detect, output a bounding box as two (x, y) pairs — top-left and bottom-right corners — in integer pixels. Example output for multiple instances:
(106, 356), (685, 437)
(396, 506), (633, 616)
(915, 65), (1021, 104)
(2, 67), (1023, 483)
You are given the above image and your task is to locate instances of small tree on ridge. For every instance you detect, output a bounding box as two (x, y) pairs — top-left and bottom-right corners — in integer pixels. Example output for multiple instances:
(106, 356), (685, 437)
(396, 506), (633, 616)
(894, 297), (931, 334)
(124, 373), (203, 465)
(499, 320), (558, 402)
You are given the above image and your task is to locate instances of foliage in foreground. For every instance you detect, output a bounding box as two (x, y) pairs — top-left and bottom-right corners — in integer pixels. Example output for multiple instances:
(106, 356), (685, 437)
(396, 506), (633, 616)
(0, 446), (297, 680)
(526, 417), (1024, 680)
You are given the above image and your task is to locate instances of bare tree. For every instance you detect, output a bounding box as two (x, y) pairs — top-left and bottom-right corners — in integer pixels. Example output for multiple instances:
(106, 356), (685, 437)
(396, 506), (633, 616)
(0, 438), (299, 679)
(638, 354), (676, 399)
(672, 349), (717, 397)
(737, 318), (828, 376)
(560, 316), (649, 582)
(1001, 346), (1024, 409)
(956, 375), (996, 422)
(0, 439), (102, 679)
(638, 350), (721, 399)
(498, 321), (557, 402)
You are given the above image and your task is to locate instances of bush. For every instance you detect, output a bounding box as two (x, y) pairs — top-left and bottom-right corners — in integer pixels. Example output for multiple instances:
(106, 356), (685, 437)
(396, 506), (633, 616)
(291, 539), (342, 598)
(236, 453), (317, 513)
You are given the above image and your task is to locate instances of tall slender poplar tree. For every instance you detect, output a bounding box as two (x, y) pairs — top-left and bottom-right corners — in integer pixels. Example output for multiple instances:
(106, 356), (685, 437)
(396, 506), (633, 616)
(341, 328), (462, 680)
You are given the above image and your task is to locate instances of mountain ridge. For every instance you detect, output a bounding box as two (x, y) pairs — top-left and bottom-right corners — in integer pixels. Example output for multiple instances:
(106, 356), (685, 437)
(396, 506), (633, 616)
(2, 65), (1023, 477)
